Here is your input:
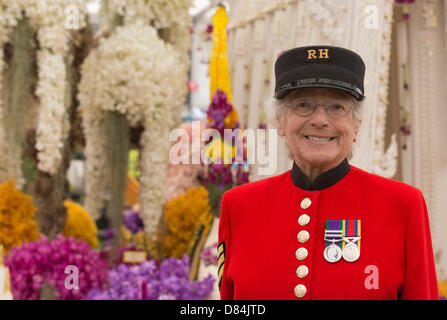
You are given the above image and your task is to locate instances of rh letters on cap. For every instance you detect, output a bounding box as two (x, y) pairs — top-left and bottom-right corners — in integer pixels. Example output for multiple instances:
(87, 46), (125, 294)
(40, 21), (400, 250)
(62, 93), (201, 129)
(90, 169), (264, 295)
(305, 48), (331, 61)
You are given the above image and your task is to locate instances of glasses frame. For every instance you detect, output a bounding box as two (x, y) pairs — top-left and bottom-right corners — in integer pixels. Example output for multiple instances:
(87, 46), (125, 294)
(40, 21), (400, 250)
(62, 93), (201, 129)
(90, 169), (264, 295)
(285, 100), (353, 118)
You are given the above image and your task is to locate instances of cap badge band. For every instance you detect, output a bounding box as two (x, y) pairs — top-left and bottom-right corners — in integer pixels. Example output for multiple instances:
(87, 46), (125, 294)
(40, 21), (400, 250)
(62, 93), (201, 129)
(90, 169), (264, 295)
(305, 48), (332, 61)
(324, 220), (361, 263)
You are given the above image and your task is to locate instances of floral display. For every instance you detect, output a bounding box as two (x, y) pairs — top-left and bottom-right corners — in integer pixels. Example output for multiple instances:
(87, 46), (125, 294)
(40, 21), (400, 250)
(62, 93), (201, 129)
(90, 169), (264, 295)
(200, 89), (250, 209)
(0, 181), (40, 253)
(123, 208), (144, 234)
(78, 22), (188, 237)
(99, 228), (117, 248)
(5, 235), (108, 300)
(106, 0), (192, 63)
(206, 90), (240, 136)
(200, 243), (218, 266)
(163, 186), (212, 258)
(87, 255), (214, 300)
(0, 1), (87, 178)
(209, 5), (232, 103)
(121, 227), (160, 261)
(166, 121), (204, 200)
(63, 200), (99, 249)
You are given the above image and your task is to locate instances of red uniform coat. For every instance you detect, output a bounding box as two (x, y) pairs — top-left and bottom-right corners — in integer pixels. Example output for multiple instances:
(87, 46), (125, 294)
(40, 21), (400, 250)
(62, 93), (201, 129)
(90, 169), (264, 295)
(218, 160), (439, 300)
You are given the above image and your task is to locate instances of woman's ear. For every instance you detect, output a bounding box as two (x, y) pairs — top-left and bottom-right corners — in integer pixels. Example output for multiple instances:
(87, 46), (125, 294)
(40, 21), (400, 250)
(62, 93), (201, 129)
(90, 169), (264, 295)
(276, 114), (285, 136)
(353, 119), (362, 142)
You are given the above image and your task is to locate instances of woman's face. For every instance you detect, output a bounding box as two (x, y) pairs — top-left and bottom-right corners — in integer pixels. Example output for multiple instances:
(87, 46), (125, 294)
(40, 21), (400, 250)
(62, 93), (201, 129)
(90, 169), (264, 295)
(278, 88), (360, 171)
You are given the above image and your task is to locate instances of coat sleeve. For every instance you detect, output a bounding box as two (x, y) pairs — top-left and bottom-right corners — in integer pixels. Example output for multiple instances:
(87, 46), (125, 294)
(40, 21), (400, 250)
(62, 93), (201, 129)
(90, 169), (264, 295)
(218, 192), (234, 300)
(400, 188), (439, 300)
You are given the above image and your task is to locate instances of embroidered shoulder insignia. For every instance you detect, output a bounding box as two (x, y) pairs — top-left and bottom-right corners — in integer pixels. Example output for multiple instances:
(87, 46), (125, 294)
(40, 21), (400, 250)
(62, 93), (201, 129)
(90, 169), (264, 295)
(217, 241), (225, 289)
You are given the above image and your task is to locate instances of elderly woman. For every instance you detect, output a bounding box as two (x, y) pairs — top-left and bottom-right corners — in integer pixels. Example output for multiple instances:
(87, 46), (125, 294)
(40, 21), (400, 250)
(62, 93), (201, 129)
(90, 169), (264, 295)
(218, 46), (439, 300)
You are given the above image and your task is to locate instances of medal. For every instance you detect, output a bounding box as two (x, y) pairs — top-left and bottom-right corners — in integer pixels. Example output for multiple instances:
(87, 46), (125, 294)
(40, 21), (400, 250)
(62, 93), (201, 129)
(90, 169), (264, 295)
(341, 220), (361, 262)
(324, 220), (343, 263)
(342, 241), (360, 262)
(324, 242), (343, 263)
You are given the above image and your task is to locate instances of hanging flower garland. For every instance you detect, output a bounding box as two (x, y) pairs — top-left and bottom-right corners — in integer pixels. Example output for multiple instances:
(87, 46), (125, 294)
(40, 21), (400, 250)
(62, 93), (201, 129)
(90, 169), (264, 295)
(78, 22), (188, 235)
(0, 0), (87, 181)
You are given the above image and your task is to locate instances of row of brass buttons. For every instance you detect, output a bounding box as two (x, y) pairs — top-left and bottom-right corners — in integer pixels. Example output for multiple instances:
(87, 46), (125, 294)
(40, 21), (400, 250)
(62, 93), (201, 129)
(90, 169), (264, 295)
(295, 197), (312, 298)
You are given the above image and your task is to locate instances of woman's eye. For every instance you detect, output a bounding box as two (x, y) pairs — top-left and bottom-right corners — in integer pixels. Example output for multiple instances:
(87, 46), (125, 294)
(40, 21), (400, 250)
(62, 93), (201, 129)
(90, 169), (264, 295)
(332, 104), (346, 110)
(297, 103), (311, 108)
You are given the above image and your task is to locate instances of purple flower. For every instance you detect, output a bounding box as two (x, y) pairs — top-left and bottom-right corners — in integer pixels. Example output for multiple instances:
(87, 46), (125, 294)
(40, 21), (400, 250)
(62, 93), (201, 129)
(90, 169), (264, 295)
(123, 208), (144, 233)
(5, 235), (108, 300)
(87, 255), (215, 300)
(200, 162), (250, 188)
(206, 90), (239, 136)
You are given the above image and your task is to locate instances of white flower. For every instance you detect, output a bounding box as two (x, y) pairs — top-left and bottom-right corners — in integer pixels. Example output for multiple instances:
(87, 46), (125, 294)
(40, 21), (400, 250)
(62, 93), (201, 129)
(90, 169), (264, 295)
(79, 23), (189, 230)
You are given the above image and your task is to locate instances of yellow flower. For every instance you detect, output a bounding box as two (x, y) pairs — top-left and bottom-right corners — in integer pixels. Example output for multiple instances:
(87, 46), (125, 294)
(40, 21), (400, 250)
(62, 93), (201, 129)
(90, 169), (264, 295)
(0, 181), (40, 253)
(203, 137), (234, 164)
(439, 281), (447, 298)
(223, 108), (239, 129)
(163, 186), (211, 258)
(209, 6), (232, 103)
(63, 200), (99, 248)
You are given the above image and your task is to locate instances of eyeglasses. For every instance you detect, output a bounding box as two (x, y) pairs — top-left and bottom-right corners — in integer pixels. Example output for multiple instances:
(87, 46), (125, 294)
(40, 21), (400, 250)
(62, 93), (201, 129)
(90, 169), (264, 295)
(285, 101), (352, 118)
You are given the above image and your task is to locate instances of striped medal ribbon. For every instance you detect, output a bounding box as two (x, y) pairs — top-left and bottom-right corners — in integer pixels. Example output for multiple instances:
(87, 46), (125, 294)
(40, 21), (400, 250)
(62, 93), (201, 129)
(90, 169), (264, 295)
(342, 220), (361, 262)
(323, 220), (343, 263)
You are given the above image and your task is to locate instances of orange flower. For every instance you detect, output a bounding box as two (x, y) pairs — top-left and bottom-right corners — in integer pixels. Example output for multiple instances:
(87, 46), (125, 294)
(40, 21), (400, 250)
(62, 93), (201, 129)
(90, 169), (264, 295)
(0, 181), (40, 253)
(63, 200), (99, 248)
(163, 186), (211, 258)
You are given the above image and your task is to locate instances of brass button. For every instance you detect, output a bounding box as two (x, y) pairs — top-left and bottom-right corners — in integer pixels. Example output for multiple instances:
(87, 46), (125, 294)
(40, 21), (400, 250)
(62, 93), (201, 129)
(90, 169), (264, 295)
(297, 230), (310, 243)
(294, 284), (307, 298)
(295, 247), (308, 260)
(296, 265), (309, 278)
(300, 198), (312, 209)
(298, 214), (310, 226)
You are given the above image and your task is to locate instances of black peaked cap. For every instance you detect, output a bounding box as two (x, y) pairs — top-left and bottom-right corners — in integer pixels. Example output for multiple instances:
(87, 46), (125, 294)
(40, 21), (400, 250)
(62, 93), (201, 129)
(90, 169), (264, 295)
(274, 45), (366, 101)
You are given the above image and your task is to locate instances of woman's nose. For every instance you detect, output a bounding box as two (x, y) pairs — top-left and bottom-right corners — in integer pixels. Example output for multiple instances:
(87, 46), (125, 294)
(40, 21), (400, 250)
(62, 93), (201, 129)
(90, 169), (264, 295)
(309, 105), (330, 127)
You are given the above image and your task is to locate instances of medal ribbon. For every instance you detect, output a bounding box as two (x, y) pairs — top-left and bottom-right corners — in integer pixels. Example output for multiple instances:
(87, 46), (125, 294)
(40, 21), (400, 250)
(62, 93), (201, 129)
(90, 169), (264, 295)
(342, 220), (361, 250)
(325, 220), (343, 249)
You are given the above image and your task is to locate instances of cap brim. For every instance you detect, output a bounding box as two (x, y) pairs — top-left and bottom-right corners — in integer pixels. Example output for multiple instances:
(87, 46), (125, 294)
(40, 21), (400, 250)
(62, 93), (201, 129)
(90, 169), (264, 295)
(275, 82), (364, 101)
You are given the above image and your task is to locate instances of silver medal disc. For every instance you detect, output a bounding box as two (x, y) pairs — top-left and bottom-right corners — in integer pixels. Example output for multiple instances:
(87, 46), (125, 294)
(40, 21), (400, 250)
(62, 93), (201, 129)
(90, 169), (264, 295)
(342, 241), (360, 262)
(324, 243), (342, 263)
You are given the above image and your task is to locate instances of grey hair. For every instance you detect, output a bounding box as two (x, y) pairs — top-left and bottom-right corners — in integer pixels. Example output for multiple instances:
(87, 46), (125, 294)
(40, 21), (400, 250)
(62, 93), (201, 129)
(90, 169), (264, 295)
(264, 93), (364, 160)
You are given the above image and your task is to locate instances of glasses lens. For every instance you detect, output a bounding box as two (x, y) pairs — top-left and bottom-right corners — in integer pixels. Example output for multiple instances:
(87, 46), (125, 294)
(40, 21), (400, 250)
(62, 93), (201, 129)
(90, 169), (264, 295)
(327, 104), (349, 117)
(292, 102), (314, 116)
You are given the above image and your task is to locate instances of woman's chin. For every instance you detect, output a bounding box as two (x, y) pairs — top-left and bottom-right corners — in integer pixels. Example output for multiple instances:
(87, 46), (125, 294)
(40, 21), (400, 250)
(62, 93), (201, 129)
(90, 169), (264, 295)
(299, 153), (340, 168)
